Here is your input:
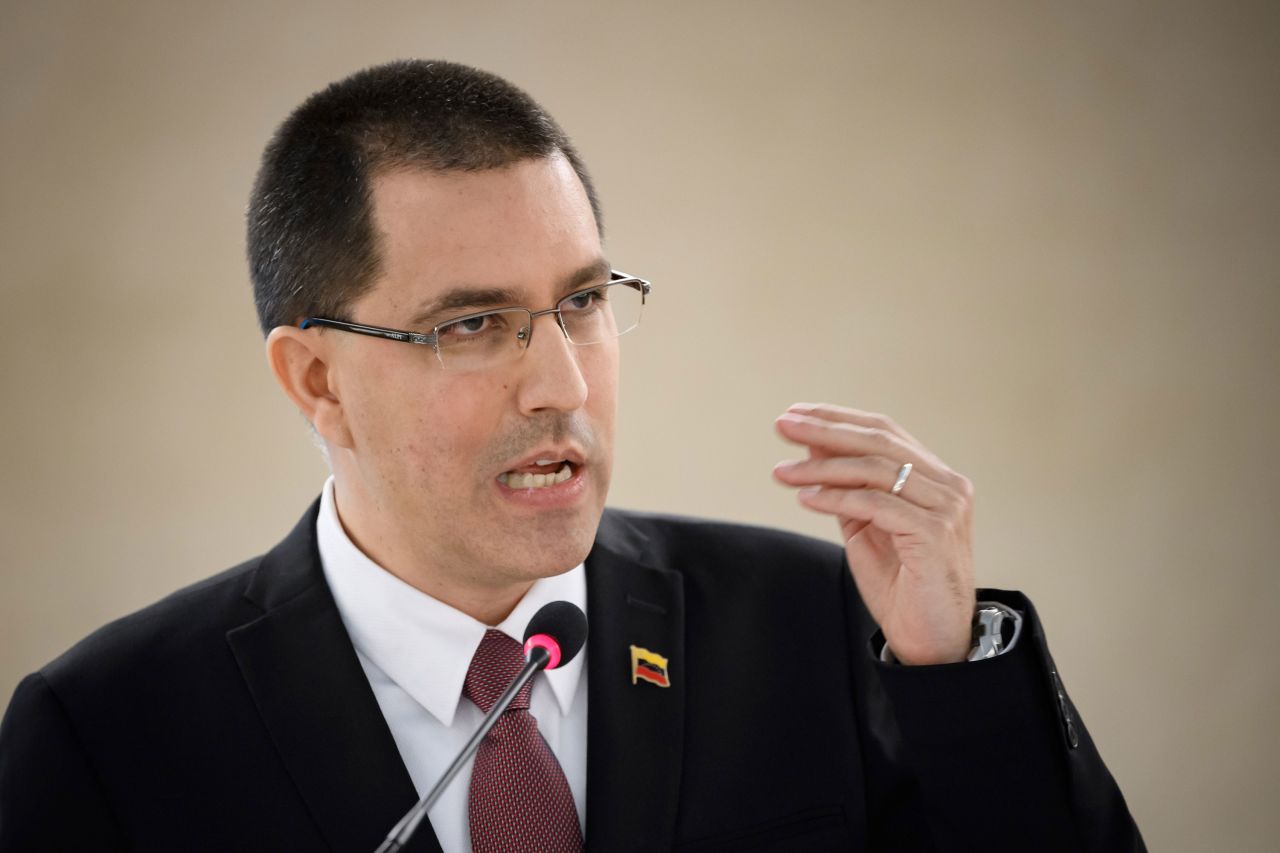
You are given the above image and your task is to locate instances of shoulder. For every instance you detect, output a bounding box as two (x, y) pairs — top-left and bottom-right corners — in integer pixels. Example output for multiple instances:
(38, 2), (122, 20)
(596, 510), (872, 681)
(598, 507), (847, 593)
(36, 500), (323, 699)
(39, 556), (267, 699)
(602, 507), (843, 561)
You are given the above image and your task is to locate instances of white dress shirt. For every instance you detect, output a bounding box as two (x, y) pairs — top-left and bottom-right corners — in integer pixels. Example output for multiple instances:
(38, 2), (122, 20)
(316, 477), (588, 853)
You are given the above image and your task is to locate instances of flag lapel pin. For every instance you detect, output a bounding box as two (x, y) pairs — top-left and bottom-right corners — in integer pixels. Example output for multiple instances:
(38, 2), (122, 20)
(630, 645), (671, 688)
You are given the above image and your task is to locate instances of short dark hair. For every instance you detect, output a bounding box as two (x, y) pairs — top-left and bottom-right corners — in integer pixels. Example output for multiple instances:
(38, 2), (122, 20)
(247, 59), (601, 335)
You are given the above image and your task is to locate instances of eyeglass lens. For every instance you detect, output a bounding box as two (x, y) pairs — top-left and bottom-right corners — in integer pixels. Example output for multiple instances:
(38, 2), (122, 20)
(433, 281), (645, 371)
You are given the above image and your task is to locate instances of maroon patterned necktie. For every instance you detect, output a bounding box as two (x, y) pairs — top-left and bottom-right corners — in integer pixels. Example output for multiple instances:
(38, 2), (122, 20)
(464, 629), (583, 853)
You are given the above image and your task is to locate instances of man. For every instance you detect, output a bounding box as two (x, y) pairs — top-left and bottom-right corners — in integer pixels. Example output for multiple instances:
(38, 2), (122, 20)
(0, 60), (1144, 851)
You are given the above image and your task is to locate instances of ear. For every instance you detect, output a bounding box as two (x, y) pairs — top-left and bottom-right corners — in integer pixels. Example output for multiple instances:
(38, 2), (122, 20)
(265, 325), (355, 449)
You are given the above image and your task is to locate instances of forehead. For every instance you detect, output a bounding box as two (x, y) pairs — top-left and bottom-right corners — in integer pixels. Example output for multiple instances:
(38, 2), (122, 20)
(366, 155), (602, 309)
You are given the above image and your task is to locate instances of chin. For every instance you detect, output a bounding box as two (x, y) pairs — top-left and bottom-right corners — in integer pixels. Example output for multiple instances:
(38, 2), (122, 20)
(536, 524), (598, 575)
(504, 508), (601, 580)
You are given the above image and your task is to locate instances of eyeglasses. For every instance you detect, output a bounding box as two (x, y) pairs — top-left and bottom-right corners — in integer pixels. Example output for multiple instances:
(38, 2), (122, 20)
(299, 270), (651, 372)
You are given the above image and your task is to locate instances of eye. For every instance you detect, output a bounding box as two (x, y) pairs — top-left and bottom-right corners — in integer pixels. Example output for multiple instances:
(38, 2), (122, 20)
(438, 311), (507, 340)
(561, 287), (607, 314)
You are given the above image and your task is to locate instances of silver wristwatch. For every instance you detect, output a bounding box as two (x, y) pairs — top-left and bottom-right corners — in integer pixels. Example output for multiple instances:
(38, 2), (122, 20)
(967, 600), (1023, 661)
(879, 601), (1024, 664)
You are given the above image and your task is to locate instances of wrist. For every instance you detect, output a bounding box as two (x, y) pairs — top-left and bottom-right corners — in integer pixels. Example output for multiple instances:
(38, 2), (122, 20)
(878, 601), (1024, 666)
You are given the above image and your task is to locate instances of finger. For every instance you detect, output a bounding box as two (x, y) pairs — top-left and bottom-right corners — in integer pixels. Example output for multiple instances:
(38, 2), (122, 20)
(785, 402), (921, 446)
(840, 518), (872, 542)
(775, 412), (952, 485)
(796, 485), (941, 539)
(774, 456), (948, 510)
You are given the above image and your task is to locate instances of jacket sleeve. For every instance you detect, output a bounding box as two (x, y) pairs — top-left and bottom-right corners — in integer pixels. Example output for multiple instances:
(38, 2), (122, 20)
(0, 672), (128, 852)
(840, 564), (1147, 851)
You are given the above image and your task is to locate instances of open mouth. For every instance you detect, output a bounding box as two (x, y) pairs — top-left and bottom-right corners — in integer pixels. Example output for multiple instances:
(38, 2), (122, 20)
(496, 459), (576, 489)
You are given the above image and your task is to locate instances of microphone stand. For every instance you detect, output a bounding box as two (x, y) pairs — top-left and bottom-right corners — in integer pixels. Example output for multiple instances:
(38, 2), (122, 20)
(373, 646), (550, 853)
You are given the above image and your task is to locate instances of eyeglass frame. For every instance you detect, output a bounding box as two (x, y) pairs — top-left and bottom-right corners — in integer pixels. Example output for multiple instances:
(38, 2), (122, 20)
(298, 269), (651, 368)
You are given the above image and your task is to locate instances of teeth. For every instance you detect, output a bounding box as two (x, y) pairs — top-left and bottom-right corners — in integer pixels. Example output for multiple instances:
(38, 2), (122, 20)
(498, 463), (573, 489)
(535, 458), (558, 466)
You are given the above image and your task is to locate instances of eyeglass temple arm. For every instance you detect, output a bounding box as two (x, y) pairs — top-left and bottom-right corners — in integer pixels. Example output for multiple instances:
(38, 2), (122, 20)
(299, 317), (437, 346)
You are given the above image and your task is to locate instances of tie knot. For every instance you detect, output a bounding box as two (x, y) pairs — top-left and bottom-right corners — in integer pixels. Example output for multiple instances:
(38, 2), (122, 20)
(464, 629), (533, 714)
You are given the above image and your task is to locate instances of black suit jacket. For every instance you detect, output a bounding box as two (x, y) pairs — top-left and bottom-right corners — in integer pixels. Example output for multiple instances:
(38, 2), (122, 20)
(0, 503), (1144, 851)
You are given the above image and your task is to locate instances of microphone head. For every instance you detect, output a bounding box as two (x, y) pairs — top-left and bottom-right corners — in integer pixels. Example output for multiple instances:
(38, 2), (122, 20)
(522, 601), (588, 670)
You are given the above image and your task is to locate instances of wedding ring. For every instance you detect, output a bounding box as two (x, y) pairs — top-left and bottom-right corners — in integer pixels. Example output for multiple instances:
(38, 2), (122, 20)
(890, 462), (913, 495)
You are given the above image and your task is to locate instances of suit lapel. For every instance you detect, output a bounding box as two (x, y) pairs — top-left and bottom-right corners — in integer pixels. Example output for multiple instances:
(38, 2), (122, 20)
(226, 501), (444, 853)
(584, 510), (686, 852)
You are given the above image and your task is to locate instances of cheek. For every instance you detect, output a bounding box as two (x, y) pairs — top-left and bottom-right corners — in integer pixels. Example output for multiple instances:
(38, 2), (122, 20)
(583, 342), (620, 410)
(339, 359), (437, 469)
(381, 378), (510, 483)
(592, 376), (619, 449)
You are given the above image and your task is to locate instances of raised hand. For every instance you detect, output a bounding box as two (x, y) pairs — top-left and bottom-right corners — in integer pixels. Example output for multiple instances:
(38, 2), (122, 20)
(773, 403), (976, 665)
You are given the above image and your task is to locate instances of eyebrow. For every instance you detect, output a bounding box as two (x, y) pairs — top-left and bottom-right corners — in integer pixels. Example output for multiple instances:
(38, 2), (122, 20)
(406, 258), (612, 329)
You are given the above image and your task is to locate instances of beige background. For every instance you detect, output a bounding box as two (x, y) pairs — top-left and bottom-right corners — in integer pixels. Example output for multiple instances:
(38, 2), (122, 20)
(2, 1), (1277, 848)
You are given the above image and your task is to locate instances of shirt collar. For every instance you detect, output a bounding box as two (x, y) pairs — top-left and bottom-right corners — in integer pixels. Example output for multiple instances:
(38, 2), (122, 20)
(316, 476), (587, 726)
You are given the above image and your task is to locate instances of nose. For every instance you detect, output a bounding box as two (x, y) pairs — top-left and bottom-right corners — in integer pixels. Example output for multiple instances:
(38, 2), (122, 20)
(514, 311), (589, 415)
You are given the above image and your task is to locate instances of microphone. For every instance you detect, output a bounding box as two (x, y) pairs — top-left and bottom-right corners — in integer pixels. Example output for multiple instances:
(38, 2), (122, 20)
(522, 600), (588, 670)
(374, 601), (588, 853)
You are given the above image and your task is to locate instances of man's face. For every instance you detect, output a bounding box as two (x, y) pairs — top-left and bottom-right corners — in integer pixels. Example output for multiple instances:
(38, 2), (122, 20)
(325, 154), (616, 595)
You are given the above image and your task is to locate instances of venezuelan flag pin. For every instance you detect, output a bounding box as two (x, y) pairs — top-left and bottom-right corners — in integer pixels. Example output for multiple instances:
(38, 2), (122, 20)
(630, 645), (670, 688)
